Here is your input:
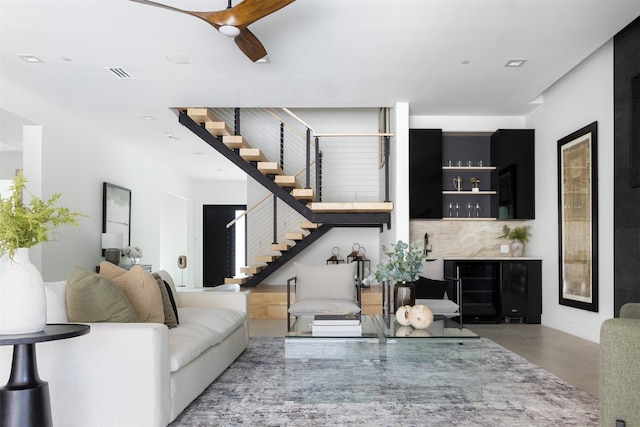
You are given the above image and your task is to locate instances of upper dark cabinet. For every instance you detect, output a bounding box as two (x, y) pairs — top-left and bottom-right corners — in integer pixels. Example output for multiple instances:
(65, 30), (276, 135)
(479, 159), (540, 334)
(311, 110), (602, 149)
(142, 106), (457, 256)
(491, 129), (535, 219)
(409, 129), (442, 218)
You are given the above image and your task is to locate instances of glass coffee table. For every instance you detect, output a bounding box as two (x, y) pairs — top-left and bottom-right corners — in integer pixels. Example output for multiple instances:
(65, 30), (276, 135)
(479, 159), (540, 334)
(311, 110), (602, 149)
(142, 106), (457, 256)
(285, 315), (383, 403)
(374, 314), (482, 403)
(284, 314), (482, 403)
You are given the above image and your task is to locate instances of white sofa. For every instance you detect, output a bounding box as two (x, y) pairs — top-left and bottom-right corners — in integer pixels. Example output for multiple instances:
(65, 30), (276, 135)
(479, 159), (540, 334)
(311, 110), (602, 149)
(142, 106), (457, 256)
(0, 270), (249, 427)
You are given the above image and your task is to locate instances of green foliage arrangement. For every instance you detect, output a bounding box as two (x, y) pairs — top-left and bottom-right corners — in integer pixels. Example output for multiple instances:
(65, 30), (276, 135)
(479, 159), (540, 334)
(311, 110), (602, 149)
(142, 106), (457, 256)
(370, 240), (427, 284)
(499, 225), (532, 243)
(0, 172), (85, 259)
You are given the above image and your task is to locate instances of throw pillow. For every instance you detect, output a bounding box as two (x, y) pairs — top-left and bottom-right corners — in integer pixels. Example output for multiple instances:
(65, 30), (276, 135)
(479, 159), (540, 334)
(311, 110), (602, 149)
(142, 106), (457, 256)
(99, 263), (165, 323)
(66, 266), (137, 323)
(294, 262), (356, 302)
(163, 280), (179, 324)
(422, 258), (444, 280)
(152, 272), (178, 328)
(414, 276), (448, 299)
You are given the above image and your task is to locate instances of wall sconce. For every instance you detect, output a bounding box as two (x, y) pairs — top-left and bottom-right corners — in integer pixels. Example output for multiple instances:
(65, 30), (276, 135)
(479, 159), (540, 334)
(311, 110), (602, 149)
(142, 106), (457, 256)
(102, 232), (124, 265)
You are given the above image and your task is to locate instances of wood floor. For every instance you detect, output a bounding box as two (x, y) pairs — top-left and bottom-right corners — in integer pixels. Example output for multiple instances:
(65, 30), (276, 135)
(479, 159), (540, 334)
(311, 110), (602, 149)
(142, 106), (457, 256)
(248, 319), (600, 398)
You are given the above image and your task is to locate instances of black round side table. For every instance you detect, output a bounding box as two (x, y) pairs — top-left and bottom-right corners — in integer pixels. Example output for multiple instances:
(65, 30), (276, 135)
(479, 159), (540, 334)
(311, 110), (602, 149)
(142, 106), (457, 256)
(0, 324), (90, 427)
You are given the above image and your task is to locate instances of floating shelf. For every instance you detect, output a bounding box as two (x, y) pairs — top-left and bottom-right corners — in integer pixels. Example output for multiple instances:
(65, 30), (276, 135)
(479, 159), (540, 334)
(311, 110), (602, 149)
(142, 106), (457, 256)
(442, 190), (497, 195)
(441, 217), (497, 221)
(442, 166), (496, 171)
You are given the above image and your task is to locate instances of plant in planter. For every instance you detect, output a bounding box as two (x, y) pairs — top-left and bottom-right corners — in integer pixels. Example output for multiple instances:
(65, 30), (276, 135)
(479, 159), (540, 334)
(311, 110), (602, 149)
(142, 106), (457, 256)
(0, 172), (85, 334)
(368, 240), (427, 310)
(499, 225), (532, 257)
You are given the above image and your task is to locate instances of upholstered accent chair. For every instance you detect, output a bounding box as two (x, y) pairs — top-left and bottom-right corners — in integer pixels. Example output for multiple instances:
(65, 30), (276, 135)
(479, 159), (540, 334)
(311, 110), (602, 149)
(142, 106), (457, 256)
(286, 262), (361, 330)
(600, 303), (640, 427)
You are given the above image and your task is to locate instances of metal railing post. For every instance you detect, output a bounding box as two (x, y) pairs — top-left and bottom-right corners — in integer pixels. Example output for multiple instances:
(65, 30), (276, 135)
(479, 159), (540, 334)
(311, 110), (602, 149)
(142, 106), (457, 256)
(305, 128), (311, 189)
(384, 135), (390, 202)
(279, 122), (285, 170)
(272, 194), (278, 244)
(315, 137), (321, 202)
(234, 108), (240, 135)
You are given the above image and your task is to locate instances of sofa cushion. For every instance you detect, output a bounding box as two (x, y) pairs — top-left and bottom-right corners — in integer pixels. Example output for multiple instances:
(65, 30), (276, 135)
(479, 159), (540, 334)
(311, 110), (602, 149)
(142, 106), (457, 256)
(152, 272), (178, 328)
(45, 281), (69, 323)
(414, 276), (448, 299)
(168, 307), (246, 372)
(100, 262), (165, 323)
(294, 262), (357, 302)
(415, 298), (459, 316)
(66, 266), (138, 323)
(422, 258), (444, 280)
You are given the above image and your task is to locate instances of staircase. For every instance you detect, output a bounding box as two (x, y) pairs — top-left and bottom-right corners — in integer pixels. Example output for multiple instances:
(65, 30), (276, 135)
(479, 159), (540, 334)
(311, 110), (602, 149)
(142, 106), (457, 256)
(179, 108), (393, 287)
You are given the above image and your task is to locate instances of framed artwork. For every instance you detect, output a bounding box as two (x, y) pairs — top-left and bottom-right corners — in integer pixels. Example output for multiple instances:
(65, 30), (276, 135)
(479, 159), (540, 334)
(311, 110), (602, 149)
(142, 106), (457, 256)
(557, 122), (598, 312)
(102, 182), (131, 250)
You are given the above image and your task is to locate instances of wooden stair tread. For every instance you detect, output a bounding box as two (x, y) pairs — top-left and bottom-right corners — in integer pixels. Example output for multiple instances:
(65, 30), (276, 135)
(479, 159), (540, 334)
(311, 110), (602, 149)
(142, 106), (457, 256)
(187, 108), (219, 124)
(274, 175), (297, 187)
(285, 232), (305, 241)
(271, 243), (290, 252)
(256, 255), (278, 263)
(222, 135), (249, 149)
(224, 277), (248, 285)
(241, 266), (263, 274)
(292, 188), (314, 200)
(258, 162), (283, 175)
(240, 148), (267, 162)
(205, 120), (232, 136)
(309, 202), (394, 212)
(300, 221), (319, 230)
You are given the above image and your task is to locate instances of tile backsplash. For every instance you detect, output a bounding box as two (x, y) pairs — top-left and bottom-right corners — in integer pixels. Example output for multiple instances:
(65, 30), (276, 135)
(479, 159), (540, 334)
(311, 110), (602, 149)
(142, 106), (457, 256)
(410, 220), (530, 258)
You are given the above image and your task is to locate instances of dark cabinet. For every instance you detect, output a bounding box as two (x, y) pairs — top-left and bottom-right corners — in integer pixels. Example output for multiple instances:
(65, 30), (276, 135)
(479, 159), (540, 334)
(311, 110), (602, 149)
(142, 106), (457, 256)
(409, 129), (442, 218)
(491, 129), (535, 219)
(445, 259), (542, 324)
(409, 128), (535, 219)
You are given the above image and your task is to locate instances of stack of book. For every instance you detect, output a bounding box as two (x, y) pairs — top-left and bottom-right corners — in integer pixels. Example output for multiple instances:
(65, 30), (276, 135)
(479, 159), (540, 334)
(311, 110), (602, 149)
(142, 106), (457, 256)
(311, 313), (362, 336)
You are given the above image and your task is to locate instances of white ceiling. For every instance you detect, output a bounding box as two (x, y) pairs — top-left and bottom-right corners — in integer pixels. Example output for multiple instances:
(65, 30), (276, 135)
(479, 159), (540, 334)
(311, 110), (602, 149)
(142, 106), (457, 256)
(2, 0), (640, 180)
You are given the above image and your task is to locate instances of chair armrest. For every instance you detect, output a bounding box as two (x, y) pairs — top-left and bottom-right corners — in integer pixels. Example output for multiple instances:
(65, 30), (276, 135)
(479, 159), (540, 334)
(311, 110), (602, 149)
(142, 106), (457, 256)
(176, 290), (249, 314)
(620, 303), (640, 319)
(600, 317), (640, 426)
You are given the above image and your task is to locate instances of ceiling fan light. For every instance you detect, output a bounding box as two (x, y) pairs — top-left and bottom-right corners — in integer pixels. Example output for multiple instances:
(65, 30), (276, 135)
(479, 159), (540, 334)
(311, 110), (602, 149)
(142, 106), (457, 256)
(219, 25), (241, 37)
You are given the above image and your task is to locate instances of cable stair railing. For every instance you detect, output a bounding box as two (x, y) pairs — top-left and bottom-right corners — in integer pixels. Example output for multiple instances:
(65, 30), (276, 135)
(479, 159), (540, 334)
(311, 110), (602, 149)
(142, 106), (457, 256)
(178, 107), (394, 286)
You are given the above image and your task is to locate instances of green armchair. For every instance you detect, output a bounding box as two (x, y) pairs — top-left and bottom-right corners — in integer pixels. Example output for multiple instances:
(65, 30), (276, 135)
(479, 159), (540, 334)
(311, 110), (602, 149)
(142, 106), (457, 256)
(600, 303), (640, 427)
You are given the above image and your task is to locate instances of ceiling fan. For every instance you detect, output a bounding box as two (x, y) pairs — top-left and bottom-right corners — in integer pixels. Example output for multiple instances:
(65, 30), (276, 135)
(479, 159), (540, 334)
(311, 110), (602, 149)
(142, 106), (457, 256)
(129, 0), (295, 62)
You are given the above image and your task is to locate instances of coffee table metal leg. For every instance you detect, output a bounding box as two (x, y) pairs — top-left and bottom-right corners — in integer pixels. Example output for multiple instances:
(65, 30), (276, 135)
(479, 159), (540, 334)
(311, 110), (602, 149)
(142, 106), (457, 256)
(0, 343), (52, 427)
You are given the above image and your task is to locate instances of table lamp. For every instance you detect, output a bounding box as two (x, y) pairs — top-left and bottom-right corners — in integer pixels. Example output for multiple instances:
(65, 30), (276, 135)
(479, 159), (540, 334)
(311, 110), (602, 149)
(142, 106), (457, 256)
(102, 232), (124, 265)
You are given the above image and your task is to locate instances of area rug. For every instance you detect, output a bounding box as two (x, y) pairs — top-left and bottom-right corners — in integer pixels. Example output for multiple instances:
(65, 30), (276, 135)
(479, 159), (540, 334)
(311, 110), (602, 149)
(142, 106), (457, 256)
(170, 337), (598, 426)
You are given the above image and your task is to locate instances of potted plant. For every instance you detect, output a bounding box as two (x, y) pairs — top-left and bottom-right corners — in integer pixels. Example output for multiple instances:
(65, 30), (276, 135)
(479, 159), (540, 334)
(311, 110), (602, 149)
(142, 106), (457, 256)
(369, 240), (427, 310)
(0, 172), (85, 334)
(499, 225), (532, 257)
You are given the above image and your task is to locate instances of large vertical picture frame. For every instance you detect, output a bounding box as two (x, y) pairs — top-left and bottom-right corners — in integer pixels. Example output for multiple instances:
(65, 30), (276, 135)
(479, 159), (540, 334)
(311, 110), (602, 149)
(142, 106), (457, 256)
(102, 182), (131, 250)
(557, 122), (598, 312)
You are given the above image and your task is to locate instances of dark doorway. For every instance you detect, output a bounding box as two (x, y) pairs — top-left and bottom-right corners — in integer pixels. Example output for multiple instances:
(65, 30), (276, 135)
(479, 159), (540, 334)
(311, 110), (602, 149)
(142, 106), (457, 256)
(203, 204), (246, 287)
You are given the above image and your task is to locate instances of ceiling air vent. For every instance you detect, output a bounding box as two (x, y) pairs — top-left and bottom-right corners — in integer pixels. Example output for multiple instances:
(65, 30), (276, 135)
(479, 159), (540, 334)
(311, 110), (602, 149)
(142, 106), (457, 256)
(106, 67), (134, 79)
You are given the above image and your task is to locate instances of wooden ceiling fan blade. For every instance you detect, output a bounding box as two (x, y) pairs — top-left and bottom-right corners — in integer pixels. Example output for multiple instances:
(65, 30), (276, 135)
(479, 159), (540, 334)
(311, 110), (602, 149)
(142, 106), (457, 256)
(234, 28), (268, 62)
(128, 0), (221, 29)
(221, 0), (295, 28)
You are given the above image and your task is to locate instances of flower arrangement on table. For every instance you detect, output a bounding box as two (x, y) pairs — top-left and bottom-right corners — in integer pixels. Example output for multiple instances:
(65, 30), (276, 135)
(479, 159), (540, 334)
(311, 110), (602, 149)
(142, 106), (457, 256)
(124, 245), (143, 264)
(0, 171), (85, 259)
(367, 240), (427, 285)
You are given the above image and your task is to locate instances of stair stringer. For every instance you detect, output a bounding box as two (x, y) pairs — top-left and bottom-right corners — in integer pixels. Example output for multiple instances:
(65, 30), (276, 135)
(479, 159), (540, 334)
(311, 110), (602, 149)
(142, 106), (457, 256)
(243, 223), (334, 287)
(179, 110), (314, 220)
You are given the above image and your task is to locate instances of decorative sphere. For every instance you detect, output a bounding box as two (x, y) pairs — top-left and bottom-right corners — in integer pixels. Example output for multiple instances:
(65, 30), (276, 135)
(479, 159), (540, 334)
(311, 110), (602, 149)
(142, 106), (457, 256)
(409, 304), (434, 329)
(395, 305), (412, 326)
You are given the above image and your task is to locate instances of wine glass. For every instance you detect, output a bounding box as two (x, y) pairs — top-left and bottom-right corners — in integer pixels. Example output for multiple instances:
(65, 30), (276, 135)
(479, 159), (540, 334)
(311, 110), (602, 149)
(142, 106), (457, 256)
(475, 202), (482, 217)
(466, 202), (473, 217)
(455, 202), (460, 217)
(448, 202), (454, 217)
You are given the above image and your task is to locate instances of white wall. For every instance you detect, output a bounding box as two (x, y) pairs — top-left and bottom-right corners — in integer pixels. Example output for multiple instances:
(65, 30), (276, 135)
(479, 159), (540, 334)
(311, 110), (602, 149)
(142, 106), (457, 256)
(526, 40), (614, 343)
(3, 81), (194, 281)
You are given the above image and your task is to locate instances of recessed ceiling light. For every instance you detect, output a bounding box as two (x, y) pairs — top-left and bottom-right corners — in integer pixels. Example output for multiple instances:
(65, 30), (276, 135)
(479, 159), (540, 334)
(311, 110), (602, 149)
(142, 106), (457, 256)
(140, 115), (154, 121)
(166, 53), (193, 65)
(461, 60), (470, 65)
(505, 59), (527, 68)
(17, 54), (43, 63)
